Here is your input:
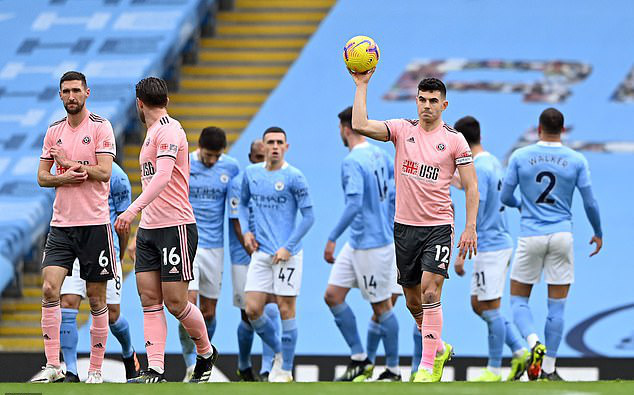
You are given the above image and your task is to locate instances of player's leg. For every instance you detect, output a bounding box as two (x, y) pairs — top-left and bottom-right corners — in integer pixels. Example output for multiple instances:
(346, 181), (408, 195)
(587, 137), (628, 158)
(325, 242), (367, 381)
(411, 323), (422, 378)
(260, 294), (281, 380)
(105, 257), (139, 380)
(541, 232), (574, 381)
(470, 297), (504, 382)
(510, 235), (547, 380)
(31, 227), (74, 383)
(371, 298), (401, 381)
(59, 259), (85, 383)
(232, 263), (259, 381)
(270, 250), (303, 382)
(80, 224), (118, 383)
(199, 297), (218, 341)
(197, 247), (223, 342)
(180, 255), (199, 379)
(129, 228), (168, 383)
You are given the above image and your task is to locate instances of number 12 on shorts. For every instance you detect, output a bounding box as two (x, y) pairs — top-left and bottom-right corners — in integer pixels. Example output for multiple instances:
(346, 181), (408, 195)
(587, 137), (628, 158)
(435, 244), (450, 263)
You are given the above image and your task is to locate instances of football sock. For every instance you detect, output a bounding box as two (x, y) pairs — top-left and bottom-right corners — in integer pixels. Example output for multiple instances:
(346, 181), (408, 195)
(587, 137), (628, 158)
(511, 295), (538, 341)
(177, 302), (212, 357)
(281, 318), (298, 371)
(480, 309), (505, 368)
(250, 313), (281, 355)
(412, 323), (422, 373)
(420, 302), (442, 373)
(109, 315), (134, 359)
(545, 298), (566, 361)
(260, 303), (281, 374)
(205, 316), (217, 341)
(330, 303), (364, 356)
(366, 320), (382, 364)
(60, 308), (79, 375)
(42, 300), (61, 367)
(378, 310), (399, 369)
(178, 322), (196, 367)
(89, 306), (109, 373)
(504, 317), (525, 353)
(144, 304), (167, 373)
(237, 320), (255, 370)
(542, 356), (556, 374)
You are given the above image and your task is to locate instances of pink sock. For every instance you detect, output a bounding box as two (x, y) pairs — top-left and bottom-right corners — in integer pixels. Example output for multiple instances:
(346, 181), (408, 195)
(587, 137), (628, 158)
(144, 304), (167, 371)
(41, 300), (61, 367)
(89, 306), (109, 372)
(177, 302), (212, 356)
(420, 302), (443, 372)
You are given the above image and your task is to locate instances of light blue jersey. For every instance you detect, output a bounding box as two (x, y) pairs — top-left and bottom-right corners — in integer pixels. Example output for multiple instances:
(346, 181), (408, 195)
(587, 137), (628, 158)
(109, 162), (131, 260)
(338, 142), (393, 249)
(473, 152), (513, 251)
(189, 152), (240, 249)
(228, 171), (251, 265)
(240, 162), (313, 255)
(503, 142), (593, 237)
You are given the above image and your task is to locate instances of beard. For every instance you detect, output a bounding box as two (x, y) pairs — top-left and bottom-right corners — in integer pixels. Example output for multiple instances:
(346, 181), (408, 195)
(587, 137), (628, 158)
(64, 101), (84, 115)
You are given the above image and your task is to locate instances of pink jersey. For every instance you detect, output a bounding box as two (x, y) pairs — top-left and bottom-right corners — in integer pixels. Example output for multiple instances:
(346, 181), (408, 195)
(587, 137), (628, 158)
(138, 115), (195, 229)
(40, 112), (116, 227)
(385, 119), (473, 226)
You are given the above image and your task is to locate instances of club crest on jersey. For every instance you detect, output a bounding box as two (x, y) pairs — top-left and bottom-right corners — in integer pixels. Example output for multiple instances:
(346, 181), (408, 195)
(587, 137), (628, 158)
(275, 181), (285, 191)
(436, 143), (446, 151)
(56, 139), (62, 146)
(82, 136), (91, 145)
(220, 174), (229, 184)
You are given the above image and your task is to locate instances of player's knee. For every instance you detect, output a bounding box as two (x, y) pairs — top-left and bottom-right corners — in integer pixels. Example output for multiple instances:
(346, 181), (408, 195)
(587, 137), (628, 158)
(201, 308), (215, 322)
(323, 290), (341, 307)
(471, 300), (483, 316)
(422, 290), (439, 304)
(108, 306), (120, 324)
(87, 295), (106, 311)
(277, 304), (295, 320)
(164, 299), (188, 317)
(245, 301), (263, 321)
(405, 299), (421, 314)
(42, 280), (60, 301)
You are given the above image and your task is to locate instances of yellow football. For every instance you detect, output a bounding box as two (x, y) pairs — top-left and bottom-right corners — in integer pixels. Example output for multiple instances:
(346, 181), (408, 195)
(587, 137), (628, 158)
(343, 35), (380, 73)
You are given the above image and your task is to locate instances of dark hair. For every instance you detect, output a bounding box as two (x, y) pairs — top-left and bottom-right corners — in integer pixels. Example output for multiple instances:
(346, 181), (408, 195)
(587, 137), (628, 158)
(338, 106), (353, 128)
(262, 126), (286, 141)
(135, 77), (168, 108)
(539, 108), (564, 134)
(417, 77), (447, 98)
(199, 126), (227, 151)
(60, 71), (87, 89)
(454, 116), (481, 145)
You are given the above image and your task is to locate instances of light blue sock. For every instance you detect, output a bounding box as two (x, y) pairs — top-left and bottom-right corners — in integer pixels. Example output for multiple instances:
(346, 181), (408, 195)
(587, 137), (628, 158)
(378, 310), (399, 369)
(205, 316), (217, 341)
(480, 309), (505, 368)
(281, 318), (298, 371)
(504, 317), (525, 353)
(178, 323), (197, 367)
(109, 316), (134, 358)
(60, 308), (78, 375)
(260, 303), (281, 374)
(545, 298), (566, 357)
(366, 320), (382, 364)
(250, 313), (281, 355)
(237, 320), (254, 371)
(412, 323), (422, 373)
(330, 303), (364, 355)
(511, 295), (537, 339)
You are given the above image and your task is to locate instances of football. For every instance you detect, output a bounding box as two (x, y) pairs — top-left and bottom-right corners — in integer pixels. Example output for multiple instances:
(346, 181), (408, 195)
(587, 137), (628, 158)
(343, 35), (380, 73)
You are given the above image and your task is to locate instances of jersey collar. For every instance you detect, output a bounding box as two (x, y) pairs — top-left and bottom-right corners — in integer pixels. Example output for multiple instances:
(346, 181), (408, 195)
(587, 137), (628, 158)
(537, 141), (563, 147)
(473, 151), (491, 160)
(352, 141), (370, 151)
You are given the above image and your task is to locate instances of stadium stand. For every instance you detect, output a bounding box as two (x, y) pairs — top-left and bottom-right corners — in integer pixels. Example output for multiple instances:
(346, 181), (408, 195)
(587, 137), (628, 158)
(0, 0), (218, 350)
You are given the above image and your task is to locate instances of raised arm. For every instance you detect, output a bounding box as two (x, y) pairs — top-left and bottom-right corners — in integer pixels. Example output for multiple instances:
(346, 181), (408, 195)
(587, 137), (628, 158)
(350, 68), (389, 142)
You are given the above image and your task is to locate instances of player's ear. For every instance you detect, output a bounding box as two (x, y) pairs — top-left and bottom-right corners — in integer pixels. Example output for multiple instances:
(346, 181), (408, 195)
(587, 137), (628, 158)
(166, 96), (170, 107)
(85, 87), (90, 97)
(442, 100), (448, 110)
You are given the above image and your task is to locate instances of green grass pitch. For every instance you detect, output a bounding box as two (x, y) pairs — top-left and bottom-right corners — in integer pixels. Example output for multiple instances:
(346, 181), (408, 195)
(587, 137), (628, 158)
(1, 382), (633, 395)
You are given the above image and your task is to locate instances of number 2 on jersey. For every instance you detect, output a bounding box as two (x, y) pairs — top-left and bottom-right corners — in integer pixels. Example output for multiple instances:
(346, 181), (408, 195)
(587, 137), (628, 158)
(535, 171), (556, 204)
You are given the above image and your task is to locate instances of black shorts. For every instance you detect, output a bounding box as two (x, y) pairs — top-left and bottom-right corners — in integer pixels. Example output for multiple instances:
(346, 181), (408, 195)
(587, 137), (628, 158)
(42, 224), (116, 282)
(135, 223), (197, 282)
(394, 222), (454, 286)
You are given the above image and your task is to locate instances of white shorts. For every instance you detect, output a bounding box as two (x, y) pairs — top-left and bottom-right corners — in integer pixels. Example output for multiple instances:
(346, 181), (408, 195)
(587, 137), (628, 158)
(244, 250), (303, 296)
(60, 258), (123, 304)
(510, 232), (574, 285)
(188, 247), (223, 299)
(231, 264), (248, 309)
(470, 248), (513, 301)
(328, 243), (398, 303)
